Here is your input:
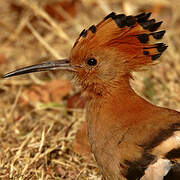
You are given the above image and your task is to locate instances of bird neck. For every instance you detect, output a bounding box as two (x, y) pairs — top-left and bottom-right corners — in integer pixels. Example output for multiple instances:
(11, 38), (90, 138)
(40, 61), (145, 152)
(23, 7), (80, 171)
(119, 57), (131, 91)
(83, 74), (136, 100)
(86, 75), (152, 149)
(107, 76), (136, 98)
(86, 75), (140, 103)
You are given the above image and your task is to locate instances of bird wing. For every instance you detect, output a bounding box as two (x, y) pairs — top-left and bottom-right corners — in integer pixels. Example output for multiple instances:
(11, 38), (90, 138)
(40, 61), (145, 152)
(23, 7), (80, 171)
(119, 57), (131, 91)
(141, 109), (180, 180)
(141, 158), (172, 180)
(123, 106), (180, 180)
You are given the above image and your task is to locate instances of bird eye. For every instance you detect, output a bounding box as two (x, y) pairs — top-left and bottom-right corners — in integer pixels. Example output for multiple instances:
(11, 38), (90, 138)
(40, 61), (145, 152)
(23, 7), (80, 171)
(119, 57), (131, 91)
(87, 58), (97, 66)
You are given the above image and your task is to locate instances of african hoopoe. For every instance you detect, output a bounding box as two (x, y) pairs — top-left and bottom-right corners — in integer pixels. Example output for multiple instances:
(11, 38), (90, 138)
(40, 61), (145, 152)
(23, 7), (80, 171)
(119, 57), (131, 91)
(3, 12), (180, 180)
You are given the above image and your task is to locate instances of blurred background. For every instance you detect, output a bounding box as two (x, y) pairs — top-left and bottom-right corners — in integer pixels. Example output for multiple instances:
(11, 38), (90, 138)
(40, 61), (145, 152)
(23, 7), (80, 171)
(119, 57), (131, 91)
(0, 0), (180, 179)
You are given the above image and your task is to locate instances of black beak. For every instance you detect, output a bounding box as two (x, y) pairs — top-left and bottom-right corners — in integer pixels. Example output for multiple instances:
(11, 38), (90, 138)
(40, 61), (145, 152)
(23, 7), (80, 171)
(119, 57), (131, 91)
(3, 59), (76, 78)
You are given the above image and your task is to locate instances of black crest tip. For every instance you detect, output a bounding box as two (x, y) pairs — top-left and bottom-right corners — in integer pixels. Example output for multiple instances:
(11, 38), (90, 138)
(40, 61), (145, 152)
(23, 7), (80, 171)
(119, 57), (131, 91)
(80, 29), (87, 37)
(104, 12), (116, 20)
(137, 34), (149, 43)
(143, 51), (149, 55)
(113, 14), (127, 28)
(148, 21), (163, 32)
(151, 30), (166, 40)
(135, 12), (146, 19)
(89, 25), (96, 33)
(140, 19), (156, 29)
(155, 43), (168, 53)
(151, 53), (162, 60)
(126, 16), (136, 27)
(136, 12), (152, 23)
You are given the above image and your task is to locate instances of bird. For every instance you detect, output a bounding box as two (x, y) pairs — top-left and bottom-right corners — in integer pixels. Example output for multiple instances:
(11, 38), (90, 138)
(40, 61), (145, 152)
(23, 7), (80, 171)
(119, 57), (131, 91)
(3, 12), (180, 180)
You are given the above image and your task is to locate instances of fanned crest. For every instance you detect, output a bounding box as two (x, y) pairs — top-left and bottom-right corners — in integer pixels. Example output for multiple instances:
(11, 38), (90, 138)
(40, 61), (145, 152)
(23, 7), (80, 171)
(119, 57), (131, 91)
(71, 12), (167, 71)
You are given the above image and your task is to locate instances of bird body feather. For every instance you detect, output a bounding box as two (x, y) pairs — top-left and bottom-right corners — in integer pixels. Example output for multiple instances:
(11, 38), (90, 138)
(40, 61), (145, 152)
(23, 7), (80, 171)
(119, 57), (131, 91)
(86, 79), (180, 179)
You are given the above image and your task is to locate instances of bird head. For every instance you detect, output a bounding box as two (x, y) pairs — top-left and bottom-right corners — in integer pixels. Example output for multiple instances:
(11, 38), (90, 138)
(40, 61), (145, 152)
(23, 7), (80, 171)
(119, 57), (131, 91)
(3, 12), (167, 96)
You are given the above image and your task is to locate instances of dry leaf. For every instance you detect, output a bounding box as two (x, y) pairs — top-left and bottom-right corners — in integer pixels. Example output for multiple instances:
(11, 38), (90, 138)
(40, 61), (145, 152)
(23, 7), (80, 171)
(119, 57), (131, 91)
(0, 53), (6, 65)
(73, 121), (92, 159)
(20, 79), (72, 105)
(67, 92), (86, 109)
(46, 79), (72, 102)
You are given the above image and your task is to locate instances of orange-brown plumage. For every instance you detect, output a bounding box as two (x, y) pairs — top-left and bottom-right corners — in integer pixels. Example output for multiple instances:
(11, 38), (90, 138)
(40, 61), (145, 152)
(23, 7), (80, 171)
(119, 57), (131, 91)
(3, 12), (180, 180)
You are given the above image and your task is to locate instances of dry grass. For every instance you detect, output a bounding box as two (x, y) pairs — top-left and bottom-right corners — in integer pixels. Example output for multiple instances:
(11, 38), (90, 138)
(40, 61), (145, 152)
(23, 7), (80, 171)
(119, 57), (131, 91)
(0, 0), (180, 179)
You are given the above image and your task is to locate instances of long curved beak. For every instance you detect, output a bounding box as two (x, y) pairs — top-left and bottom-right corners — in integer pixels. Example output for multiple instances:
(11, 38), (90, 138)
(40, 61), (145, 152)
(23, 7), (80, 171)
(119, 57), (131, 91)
(3, 59), (76, 78)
